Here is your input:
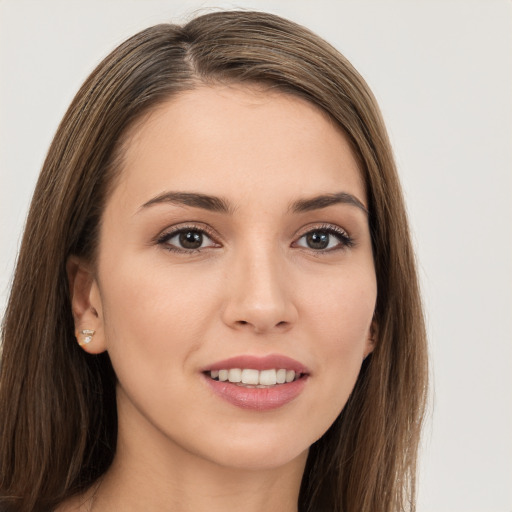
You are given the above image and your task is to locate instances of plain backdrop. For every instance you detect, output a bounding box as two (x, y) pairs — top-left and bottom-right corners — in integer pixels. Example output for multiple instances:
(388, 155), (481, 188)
(1, 1), (511, 511)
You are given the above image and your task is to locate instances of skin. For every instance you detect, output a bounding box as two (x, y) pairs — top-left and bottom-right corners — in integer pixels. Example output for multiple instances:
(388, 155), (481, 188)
(65, 85), (377, 512)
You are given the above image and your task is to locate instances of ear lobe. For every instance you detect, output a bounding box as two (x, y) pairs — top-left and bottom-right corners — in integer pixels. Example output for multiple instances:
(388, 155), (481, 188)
(364, 319), (378, 359)
(67, 256), (107, 354)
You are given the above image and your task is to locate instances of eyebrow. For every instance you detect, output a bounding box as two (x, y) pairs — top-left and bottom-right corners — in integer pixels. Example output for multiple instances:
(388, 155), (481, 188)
(290, 192), (368, 215)
(140, 191), (234, 214)
(139, 190), (368, 216)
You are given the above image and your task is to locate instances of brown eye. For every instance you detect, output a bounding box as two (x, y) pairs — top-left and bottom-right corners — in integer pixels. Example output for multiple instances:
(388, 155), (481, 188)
(158, 227), (218, 252)
(295, 226), (353, 251)
(179, 230), (204, 249)
(305, 231), (330, 250)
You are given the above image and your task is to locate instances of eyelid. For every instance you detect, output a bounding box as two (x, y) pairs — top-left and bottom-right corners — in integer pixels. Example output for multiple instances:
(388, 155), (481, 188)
(154, 221), (354, 253)
(155, 222), (222, 251)
(293, 223), (355, 251)
(295, 222), (350, 237)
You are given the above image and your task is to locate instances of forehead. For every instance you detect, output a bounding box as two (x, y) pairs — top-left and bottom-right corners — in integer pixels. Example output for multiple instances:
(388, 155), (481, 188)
(110, 84), (366, 211)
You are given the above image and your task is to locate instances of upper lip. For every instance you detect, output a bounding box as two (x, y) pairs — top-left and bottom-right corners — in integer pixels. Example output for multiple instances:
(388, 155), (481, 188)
(202, 354), (310, 374)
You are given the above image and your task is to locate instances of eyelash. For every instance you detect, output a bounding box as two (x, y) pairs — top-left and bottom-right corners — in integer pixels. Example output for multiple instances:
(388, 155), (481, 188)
(156, 223), (354, 254)
(294, 224), (355, 252)
(156, 223), (219, 254)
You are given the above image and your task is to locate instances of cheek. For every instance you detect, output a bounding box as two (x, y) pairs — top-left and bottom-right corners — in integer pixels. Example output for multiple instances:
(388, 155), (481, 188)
(96, 258), (225, 436)
(303, 265), (376, 346)
(300, 266), (376, 406)
(97, 254), (222, 375)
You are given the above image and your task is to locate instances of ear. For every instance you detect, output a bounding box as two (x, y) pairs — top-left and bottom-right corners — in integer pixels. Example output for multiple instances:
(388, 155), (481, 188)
(363, 318), (378, 359)
(67, 255), (107, 354)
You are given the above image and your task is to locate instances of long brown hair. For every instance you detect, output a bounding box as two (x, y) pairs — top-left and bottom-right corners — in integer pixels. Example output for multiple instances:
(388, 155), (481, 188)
(0, 11), (427, 512)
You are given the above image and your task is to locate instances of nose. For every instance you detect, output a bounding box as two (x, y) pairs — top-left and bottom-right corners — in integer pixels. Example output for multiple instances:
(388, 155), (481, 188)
(221, 247), (298, 334)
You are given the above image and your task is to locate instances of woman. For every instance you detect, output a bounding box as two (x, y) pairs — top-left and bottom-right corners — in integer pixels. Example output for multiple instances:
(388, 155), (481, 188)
(0, 10), (427, 512)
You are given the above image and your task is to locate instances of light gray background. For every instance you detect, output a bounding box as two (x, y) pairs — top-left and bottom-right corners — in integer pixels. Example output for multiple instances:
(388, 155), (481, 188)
(1, 1), (511, 510)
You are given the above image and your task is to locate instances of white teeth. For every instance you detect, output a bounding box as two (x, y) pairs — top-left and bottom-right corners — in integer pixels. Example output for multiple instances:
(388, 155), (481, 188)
(228, 368), (242, 383)
(285, 370), (295, 383)
(209, 368), (301, 386)
(241, 369), (259, 385)
(259, 369), (277, 386)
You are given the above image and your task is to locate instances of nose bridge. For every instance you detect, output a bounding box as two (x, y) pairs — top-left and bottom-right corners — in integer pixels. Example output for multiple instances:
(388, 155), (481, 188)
(222, 238), (296, 333)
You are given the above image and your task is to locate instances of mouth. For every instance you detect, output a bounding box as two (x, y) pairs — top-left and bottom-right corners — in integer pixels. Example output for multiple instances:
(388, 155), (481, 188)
(205, 368), (305, 388)
(202, 355), (310, 410)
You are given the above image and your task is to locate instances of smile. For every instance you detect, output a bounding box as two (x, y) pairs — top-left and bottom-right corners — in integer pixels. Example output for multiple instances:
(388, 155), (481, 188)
(208, 368), (301, 387)
(202, 355), (309, 410)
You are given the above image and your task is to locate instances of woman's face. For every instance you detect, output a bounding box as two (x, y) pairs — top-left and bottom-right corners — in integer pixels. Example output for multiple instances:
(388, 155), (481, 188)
(78, 85), (377, 471)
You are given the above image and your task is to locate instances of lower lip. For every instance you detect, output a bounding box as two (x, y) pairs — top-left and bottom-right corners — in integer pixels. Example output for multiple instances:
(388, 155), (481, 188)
(203, 375), (308, 411)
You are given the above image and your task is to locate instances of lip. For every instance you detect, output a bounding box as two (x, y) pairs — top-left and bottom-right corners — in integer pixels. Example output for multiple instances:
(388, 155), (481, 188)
(201, 354), (310, 411)
(202, 354), (310, 373)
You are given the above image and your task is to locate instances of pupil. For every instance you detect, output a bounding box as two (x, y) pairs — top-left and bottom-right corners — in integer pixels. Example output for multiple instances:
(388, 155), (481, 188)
(179, 231), (203, 249)
(307, 231), (329, 249)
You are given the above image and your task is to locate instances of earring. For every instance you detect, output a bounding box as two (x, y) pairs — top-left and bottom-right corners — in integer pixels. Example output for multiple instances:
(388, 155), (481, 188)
(76, 329), (95, 346)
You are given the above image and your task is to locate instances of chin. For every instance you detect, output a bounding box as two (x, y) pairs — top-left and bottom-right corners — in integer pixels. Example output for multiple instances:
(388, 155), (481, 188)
(204, 441), (309, 472)
(175, 417), (320, 472)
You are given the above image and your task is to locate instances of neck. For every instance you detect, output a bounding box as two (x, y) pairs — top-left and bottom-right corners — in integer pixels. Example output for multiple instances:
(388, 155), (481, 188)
(96, 452), (306, 512)
(90, 394), (307, 512)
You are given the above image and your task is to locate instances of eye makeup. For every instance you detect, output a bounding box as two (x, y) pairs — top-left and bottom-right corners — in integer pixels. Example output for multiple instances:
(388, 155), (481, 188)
(154, 221), (355, 255)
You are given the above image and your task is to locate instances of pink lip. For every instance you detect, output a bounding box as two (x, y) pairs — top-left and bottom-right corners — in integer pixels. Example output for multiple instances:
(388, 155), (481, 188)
(201, 354), (310, 411)
(204, 377), (307, 411)
(203, 354), (310, 373)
